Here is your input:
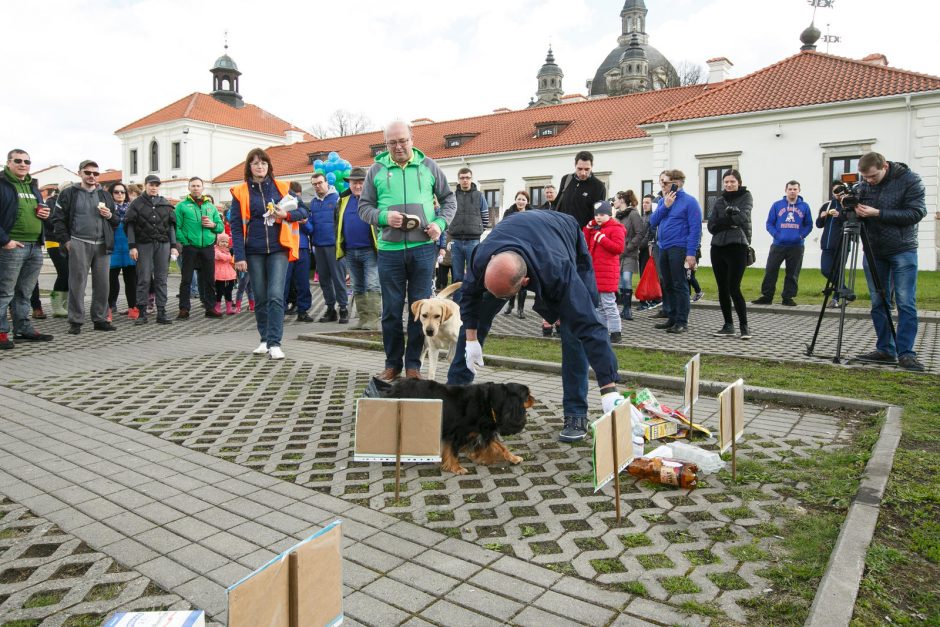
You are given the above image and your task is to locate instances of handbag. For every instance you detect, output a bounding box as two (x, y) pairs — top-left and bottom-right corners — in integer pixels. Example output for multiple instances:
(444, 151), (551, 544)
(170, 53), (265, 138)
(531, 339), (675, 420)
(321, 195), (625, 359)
(746, 246), (757, 266)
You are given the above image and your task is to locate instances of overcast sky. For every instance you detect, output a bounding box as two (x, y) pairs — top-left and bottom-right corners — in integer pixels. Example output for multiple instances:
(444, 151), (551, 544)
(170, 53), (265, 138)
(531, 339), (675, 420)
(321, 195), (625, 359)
(5, 0), (938, 174)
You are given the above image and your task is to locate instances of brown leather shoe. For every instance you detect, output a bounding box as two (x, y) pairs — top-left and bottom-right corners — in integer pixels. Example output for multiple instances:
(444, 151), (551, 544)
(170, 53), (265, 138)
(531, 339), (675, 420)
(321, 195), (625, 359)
(405, 368), (422, 380)
(377, 367), (401, 382)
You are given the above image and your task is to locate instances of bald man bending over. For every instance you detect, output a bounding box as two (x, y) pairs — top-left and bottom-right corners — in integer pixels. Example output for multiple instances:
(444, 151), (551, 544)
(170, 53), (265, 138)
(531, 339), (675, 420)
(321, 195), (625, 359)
(447, 210), (622, 442)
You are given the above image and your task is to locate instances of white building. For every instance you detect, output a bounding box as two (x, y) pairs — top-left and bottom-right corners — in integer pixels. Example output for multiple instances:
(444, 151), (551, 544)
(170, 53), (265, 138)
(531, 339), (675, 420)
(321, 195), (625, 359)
(211, 48), (940, 270)
(113, 50), (310, 200)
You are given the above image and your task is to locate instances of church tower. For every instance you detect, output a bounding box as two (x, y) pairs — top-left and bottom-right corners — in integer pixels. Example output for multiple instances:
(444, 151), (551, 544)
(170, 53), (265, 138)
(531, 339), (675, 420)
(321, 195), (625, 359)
(619, 0), (649, 46)
(607, 34), (649, 94)
(529, 46), (564, 108)
(210, 41), (244, 109)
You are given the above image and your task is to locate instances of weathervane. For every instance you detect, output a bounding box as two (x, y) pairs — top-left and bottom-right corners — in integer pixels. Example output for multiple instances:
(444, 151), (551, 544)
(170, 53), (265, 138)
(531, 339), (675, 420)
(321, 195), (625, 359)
(224, 29), (229, 52)
(808, 0), (839, 51)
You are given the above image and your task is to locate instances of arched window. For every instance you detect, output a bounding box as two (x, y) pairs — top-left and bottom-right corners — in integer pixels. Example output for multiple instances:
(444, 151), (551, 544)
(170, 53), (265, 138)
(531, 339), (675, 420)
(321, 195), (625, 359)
(550, 78), (555, 87)
(222, 77), (231, 90)
(149, 140), (158, 172)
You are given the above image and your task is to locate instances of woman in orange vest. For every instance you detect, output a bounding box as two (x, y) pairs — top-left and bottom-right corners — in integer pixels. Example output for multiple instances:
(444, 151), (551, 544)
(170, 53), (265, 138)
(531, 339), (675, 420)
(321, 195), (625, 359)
(230, 148), (307, 360)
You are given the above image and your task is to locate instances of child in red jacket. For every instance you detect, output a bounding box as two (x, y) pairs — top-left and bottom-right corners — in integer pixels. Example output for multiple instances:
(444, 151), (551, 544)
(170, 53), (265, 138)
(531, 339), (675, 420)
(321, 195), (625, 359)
(214, 233), (238, 315)
(584, 201), (626, 342)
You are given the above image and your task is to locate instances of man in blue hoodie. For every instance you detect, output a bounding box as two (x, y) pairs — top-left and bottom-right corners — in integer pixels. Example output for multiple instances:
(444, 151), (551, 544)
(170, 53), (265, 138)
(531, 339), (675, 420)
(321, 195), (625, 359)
(307, 173), (347, 323)
(648, 169), (701, 334)
(753, 180), (813, 306)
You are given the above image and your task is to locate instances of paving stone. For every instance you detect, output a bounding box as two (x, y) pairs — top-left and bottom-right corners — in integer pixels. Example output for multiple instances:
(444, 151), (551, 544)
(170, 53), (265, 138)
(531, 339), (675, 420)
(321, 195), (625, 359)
(201, 531), (261, 559)
(220, 496), (274, 520)
(168, 543), (231, 573)
(205, 561), (253, 588)
(420, 599), (505, 627)
(236, 547), (280, 570)
(387, 562), (462, 596)
(104, 537), (161, 567)
(469, 568), (544, 603)
(136, 526), (191, 553)
(363, 575), (436, 613)
(106, 511), (158, 536)
(345, 590), (411, 626)
(255, 510), (310, 536)
(625, 598), (711, 627)
(343, 560), (382, 590)
(363, 532), (426, 560)
(176, 576), (228, 616)
(513, 606), (589, 627)
(193, 506), (249, 531)
(137, 555), (200, 588)
(163, 492), (215, 515)
(345, 541), (405, 574)
(135, 501), (186, 525)
(489, 555), (563, 588)
(534, 589), (618, 625)
(165, 517), (221, 542)
(73, 521), (126, 549)
(412, 548), (484, 581)
(228, 520), (286, 547)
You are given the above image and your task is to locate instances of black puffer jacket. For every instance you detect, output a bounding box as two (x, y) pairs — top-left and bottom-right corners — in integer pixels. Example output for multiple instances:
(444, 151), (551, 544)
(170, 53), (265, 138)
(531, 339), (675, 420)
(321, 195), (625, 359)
(125, 194), (177, 246)
(707, 187), (753, 247)
(856, 161), (926, 258)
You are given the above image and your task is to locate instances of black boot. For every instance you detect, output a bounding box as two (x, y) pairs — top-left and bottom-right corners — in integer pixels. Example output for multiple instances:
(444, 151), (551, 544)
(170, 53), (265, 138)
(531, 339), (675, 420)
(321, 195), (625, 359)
(620, 289), (633, 320)
(318, 307), (338, 323)
(156, 307), (172, 325)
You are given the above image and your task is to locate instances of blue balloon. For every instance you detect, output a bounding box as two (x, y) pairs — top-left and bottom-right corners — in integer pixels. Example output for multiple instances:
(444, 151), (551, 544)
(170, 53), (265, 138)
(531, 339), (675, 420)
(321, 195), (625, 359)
(341, 160), (350, 170)
(326, 172), (336, 185)
(313, 159), (323, 171)
(328, 151), (339, 162)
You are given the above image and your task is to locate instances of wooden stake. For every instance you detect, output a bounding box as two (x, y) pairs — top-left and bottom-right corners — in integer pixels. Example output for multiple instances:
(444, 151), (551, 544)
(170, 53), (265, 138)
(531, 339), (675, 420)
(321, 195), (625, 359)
(395, 401), (403, 501)
(730, 394), (737, 482)
(687, 400), (695, 443)
(611, 409), (622, 524)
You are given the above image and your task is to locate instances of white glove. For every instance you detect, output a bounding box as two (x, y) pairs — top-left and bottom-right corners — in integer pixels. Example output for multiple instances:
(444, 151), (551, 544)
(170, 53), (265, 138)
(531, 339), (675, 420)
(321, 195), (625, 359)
(601, 391), (624, 414)
(465, 340), (484, 374)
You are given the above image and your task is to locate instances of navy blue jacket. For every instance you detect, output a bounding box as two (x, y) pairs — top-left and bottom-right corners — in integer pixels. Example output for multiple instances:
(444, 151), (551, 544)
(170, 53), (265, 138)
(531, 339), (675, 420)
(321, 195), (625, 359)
(0, 176), (43, 247)
(460, 210), (619, 386)
(230, 178), (308, 261)
(306, 189), (339, 247)
(816, 198), (844, 252)
(856, 161), (926, 258)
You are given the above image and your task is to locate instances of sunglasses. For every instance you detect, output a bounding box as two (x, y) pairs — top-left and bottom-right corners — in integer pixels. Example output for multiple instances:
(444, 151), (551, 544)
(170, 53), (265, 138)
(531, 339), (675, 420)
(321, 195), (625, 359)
(83, 170), (100, 177)
(11, 158), (31, 165)
(112, 189), (126, 194)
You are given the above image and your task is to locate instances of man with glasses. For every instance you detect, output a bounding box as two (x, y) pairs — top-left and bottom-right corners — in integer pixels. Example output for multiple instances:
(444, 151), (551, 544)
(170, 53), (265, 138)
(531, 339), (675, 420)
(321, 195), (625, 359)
(448, 167), (489, 293)
(648, 169), (702, 334)
(359, 120), (456, 381)
(307, 172), (346, 323)
(853, 151), (927, 372)
(446, 209), (622, 443)
(0, 149), (54, 348)
(52, 159), (119, 334)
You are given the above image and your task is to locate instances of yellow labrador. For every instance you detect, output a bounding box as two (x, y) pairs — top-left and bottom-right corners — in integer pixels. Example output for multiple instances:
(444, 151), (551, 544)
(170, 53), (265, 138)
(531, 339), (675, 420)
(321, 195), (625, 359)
(411, 282), (463, 380)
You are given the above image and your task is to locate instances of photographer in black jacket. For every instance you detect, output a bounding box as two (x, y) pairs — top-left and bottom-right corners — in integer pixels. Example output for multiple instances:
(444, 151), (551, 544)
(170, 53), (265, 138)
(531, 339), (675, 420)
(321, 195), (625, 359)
(853, 152), (927, 371)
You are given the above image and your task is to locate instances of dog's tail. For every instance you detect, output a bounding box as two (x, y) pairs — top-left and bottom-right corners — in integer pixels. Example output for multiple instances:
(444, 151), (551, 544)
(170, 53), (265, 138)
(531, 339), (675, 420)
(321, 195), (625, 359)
(436, 281), (463, 300)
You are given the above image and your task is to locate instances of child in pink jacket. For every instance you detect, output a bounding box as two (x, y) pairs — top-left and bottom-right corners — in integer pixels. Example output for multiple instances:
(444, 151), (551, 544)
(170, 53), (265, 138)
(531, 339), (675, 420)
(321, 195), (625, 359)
(214, 233), (237, 315)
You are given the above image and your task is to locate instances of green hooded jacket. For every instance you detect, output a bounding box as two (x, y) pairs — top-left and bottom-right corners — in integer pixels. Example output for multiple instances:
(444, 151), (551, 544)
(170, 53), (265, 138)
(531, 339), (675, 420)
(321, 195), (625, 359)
(174, 195), (223, 247)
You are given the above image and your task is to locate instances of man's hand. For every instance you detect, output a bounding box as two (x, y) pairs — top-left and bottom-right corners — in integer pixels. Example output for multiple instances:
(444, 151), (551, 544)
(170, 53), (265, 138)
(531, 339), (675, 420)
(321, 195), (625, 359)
(465, 340), (484, 374)
(601, 391), (624, 414)
(425, 223), (442, 241)
(129, 248), (138, 261)
(386, 210), (404, 228)
(64, 241), (70, 253)
(235, 260), (247, 272)
(856, 204), (880, 219)
(685, 255), (697, 271)
(35, 205), (50, 220)
(663, 190), (677, 208)
(2, 240), (24, 249)
(201, 216), (215, 229)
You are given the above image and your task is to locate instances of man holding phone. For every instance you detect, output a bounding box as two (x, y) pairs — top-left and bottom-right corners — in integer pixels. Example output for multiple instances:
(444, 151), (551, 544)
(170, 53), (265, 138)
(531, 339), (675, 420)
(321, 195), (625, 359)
(175, 176), (224, 319)
(648, 170), (702, 334)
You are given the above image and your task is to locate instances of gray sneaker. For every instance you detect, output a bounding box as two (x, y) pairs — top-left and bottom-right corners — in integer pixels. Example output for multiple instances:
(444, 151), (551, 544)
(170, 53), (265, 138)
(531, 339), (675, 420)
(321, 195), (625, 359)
(713, 323), (735, 337)
(898, 355), (926, 372)
(559, 416), (588, 442)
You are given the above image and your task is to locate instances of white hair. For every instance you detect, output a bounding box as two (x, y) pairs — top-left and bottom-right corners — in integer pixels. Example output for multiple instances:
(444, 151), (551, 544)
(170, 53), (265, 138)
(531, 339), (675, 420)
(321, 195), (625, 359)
(383, 119), (412, 140)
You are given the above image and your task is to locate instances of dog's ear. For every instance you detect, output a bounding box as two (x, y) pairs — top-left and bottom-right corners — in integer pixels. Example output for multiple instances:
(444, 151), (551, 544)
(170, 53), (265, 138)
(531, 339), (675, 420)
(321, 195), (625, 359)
(410, 300), (424, 320)
(441, 304), (453, 322)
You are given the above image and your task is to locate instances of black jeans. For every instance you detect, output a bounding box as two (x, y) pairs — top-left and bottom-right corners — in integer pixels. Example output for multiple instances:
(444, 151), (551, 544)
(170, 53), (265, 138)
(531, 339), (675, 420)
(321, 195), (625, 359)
(711, 244), (748, 326)
(179, 245), (216, 310)
(109, 265), (138, 309)
(48, 245), (70, 292)
(760, 244), (804, 300)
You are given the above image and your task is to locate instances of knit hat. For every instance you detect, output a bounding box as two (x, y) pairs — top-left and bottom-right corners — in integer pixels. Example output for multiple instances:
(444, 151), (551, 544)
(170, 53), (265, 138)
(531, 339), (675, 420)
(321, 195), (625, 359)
(593, 200), (613, 216)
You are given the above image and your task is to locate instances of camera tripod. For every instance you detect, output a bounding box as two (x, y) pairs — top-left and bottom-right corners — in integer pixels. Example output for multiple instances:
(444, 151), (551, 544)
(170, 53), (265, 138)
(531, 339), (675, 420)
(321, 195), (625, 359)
(805, 210), (896, 363)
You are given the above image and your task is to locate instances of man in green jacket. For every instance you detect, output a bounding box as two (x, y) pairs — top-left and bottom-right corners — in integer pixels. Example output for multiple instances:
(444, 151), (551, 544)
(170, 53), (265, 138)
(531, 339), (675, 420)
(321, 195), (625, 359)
(358, 120), (456, 381)
(175, 177), (224, 319)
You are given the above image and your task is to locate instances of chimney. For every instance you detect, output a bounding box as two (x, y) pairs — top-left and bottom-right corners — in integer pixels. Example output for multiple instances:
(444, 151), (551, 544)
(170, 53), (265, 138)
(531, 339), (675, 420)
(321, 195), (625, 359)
(861, 53), (889, 67)
(706, 57), (733, 84)
(284, 129), (305, 144)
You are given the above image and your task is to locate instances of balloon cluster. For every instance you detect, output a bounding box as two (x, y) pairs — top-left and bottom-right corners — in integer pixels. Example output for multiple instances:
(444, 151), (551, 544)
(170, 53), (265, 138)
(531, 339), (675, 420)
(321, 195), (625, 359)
(312, 152), (352, 194)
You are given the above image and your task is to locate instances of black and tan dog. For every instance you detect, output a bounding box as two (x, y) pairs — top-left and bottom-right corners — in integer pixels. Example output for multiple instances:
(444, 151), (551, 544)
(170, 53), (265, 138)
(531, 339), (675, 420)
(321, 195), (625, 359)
(385, 378), (534, 474)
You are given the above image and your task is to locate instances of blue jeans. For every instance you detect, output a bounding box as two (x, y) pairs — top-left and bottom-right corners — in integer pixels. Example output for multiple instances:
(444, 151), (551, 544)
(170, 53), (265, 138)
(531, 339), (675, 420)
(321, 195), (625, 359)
(448, 292), (590, 420)
(449, 239), (479, 301)
(247, 251), (289, 347)
(619, 270), (634, 292)
(345, 247), (379, 295)
(0, 242), (43, 335)
(378, 244), (436, 370)
(660, 246), (690, 326)
(863, 250), (918, 358)
(283, 248), (312, 313)
(313, 245), (348, 308)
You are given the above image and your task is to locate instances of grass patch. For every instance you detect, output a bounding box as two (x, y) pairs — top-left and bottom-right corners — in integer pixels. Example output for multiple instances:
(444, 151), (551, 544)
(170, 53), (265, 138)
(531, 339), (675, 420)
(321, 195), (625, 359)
(590, 558), (626, 574)
(23, 588), (67, 608)
(637, 553), (674, 570)
(728, 543), (771, 562)
(619, 533), (653, 548)
(661, 576), (701, 594)
(615, 580), (648, 597)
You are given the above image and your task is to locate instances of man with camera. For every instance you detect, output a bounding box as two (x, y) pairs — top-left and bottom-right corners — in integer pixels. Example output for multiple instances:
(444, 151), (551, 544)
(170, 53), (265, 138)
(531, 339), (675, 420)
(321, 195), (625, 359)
(853, 152), (927, 372)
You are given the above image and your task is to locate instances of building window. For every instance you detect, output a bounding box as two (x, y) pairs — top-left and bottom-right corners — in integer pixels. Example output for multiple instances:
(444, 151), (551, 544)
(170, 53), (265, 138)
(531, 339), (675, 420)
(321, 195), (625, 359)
(172, 142), (181, 170)
(529, 186), (545, 207)
(829, 156), (860, 186)
(129, 149), (138, 175)
(703, 165), (732, 218)
(483, 189), (501, 222)
(149, 140), (158, 172)
(641, 180), (653, 198)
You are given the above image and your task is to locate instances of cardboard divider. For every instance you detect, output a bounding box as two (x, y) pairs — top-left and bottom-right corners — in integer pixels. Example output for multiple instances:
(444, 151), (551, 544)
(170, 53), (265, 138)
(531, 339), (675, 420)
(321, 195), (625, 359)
(354, 398), (443, 462)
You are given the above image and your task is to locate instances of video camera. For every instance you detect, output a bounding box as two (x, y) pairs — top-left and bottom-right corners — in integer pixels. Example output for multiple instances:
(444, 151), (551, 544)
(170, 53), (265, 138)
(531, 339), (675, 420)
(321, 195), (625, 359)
(832, 172), (861, 211)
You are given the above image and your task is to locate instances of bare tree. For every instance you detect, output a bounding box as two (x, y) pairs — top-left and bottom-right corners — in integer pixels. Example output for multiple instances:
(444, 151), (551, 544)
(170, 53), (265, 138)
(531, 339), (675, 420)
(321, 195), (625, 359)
(310, 109), (375, 139)
(675, 60), (706, 86)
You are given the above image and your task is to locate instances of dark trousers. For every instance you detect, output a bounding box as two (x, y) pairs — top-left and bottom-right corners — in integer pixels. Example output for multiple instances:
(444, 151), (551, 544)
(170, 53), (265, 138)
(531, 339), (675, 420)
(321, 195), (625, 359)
(660, 246), (690, 326)
(435, 264), (451, 292)
(179, 245), (216, 311)
(215, 279), (235, 303)
(48, 245), (70, 292)
(760, 244), (804, 300)
(711, 244), (748, 326)
(109, 265), (138, 309)
(31, 283), (41, 309)
(283, 248), (312, 313)
(638, 246), (650, 275)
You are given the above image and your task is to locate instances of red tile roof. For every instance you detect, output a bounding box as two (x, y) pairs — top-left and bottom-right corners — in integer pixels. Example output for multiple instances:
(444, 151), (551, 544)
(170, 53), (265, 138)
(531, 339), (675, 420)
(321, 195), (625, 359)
(642, 51), (940, 124)
(212, 85), (709, 183)
(98, 170), (123, 184)
(115, 93), (312, 138)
